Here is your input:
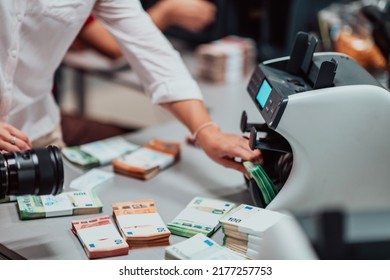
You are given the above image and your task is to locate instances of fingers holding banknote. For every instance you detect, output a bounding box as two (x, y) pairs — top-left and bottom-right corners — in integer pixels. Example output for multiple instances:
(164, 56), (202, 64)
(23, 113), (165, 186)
(195, 125), (263, 176)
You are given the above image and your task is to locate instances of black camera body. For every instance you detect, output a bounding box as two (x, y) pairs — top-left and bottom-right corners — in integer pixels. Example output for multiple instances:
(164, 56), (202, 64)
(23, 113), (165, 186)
(0, 145), (64, 199)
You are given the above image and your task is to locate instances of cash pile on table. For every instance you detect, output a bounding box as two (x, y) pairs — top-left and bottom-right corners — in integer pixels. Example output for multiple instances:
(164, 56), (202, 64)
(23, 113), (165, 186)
(243, 161), (277, 205)
(144, 139), (181, 161)
(69, 168), (114, 191)
(112, 139), (180, 180)
(71, 215), (129, 259)
(165, 233), (245, 260)
(196, 35), (256, 83)
(17, 190), (103, 220)
(112, 199), (170, 248)
(62, 136), (139, 169)
(219, 204), (285, 259)
(167, 197), (236, 238)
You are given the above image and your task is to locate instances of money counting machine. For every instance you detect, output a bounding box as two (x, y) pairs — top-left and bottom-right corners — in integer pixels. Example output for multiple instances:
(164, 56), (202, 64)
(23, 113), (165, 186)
(242, 32), (390, 214)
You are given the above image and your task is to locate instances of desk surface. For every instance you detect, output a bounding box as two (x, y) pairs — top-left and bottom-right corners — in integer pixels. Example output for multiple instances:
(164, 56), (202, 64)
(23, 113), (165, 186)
(0, 58), (262, 259)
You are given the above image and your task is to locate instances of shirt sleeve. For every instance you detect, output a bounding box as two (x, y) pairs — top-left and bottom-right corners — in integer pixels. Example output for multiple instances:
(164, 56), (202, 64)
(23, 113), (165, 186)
(92, 0), (203, 104)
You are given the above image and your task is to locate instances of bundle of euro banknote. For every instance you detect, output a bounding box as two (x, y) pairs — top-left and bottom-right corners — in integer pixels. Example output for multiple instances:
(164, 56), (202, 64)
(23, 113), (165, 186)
(165, 233), (245, 260)
(219, 204), (286, 259)
(61, 136), (139, 169)
(112, 199), (171, 248)
(167, 197), (236, 238)
(71, 215), (129, 259)
(17, 190), (103, 220)
(112, 139), (181, 180)
(196, 35), (256, 83)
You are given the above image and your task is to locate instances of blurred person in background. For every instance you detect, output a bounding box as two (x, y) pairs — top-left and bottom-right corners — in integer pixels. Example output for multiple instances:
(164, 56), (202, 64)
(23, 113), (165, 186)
(70, 0), (217, 61)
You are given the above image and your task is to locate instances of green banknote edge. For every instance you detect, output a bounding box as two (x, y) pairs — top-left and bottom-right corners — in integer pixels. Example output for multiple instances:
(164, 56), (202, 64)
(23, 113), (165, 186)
(243, 161), (277, 205)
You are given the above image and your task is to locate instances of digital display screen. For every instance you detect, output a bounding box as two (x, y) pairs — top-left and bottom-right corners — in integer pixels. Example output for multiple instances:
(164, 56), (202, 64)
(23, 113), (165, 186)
(256, 79), (272, 109)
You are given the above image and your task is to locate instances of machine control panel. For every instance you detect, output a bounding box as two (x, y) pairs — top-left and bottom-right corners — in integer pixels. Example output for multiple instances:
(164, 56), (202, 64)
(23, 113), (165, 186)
(247, 66), (288, 129)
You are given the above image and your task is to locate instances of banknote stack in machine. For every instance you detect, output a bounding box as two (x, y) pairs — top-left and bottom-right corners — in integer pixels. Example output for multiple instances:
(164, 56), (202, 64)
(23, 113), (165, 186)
(196, 35), (256, 83)
(219, 204), (285, 259)
(61, 136), (139, 169)
(165, 233), (245, 260)
(112, 139), (181, 180)
(112, 199), (170, 248)
(243, 161), (277, 205)
(71, 215), (129, 259)
(167, 197), (236, 238)
(17, 190), (103, 220)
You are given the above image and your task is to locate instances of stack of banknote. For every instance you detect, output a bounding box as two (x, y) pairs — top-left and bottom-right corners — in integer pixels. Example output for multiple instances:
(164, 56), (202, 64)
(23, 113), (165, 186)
(243, 161), (277, 205)
(196, 35), (256, 83)
(17, 190), (103, 220)
(112, 199), (171, 248)
(112, 139), (181, 180)
(61, 136), (139, 169)
(165, 233), (245, 260)
(61, 147), (100, 169)
(219, 204), (285, 259)
(167, 197), (236, 238)
(215, 36), (257, 76)
(71, 215), (129, 259)
(69, 168), (114, 191)
(144, 139), (181, 161)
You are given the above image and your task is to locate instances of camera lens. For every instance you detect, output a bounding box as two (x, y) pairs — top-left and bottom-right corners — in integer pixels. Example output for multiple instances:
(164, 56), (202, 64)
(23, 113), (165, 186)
(0, 145), (64, 198)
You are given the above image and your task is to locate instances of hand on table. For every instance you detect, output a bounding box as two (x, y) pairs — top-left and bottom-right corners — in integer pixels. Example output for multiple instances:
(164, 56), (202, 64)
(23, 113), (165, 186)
(0, 122), (32, 152)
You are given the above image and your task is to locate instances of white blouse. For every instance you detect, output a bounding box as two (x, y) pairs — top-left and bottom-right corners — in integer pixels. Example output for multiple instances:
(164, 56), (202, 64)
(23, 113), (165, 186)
(0, 0), (203, 141)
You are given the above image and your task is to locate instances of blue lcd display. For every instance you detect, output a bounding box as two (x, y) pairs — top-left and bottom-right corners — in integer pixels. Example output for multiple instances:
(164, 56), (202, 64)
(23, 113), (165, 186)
(256, 79), (272, 108)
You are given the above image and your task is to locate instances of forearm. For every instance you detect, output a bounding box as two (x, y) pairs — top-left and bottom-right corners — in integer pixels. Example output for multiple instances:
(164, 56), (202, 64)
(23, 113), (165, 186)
(161, 99), (216, 135)
(146, 1), (172, 31)
(146, 0), (216, 33)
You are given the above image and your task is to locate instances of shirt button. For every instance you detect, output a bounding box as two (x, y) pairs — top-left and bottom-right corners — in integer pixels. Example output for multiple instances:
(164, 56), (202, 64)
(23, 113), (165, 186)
(17, 14), (23, 22)
(11, 50), (17, 58)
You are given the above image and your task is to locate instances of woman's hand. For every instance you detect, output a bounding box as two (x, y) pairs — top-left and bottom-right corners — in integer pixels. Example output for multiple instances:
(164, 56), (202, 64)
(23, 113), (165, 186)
(195, 124), (263, 177)
(163, 100), (262, 177)
(0, 122), (32, 152)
